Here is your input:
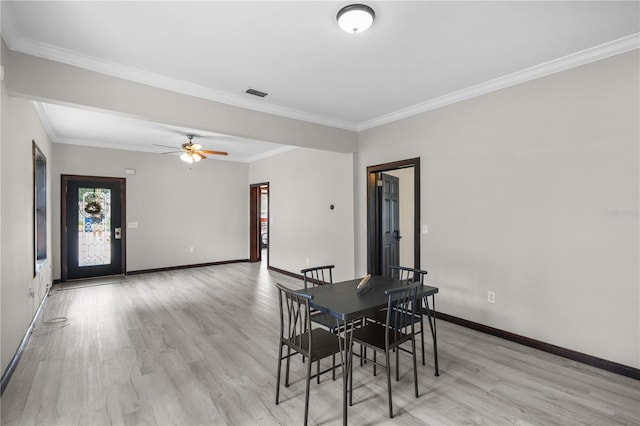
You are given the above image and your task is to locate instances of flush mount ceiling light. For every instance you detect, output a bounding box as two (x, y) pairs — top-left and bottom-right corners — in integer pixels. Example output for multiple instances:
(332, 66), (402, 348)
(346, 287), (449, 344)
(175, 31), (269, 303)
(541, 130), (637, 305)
(337, 4), (375, 34)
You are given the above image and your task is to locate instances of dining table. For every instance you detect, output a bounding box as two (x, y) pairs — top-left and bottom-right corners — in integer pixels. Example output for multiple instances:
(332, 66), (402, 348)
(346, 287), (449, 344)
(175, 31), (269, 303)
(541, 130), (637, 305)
(298, 275), (439, 426)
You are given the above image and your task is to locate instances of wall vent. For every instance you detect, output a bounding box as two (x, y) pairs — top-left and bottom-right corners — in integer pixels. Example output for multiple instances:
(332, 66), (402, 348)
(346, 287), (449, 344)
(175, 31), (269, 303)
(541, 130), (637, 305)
(245, 88), (268, 98)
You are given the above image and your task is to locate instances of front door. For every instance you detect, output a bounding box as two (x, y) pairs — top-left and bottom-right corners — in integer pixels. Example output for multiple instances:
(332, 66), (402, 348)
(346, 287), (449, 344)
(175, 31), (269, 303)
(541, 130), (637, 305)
(62, 175), (125, 280)
(380, 173), (400, 278)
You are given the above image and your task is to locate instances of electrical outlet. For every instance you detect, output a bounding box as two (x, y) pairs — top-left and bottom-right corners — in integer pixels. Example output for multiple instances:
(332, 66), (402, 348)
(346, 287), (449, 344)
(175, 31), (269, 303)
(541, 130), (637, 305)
(305, 258), (310, 266)
(487, 291), (496, 304)
(28, 286), (35, 298)
(189, 246), (195, 253)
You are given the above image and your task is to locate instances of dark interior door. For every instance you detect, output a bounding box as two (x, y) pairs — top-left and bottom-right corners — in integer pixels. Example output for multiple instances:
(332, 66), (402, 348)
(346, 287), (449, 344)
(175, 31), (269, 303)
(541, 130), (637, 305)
(249, 182), (269, 263)
(63, 176), (124, 280)
(249, 184), (260, 262)
(380, 173), (400, 277)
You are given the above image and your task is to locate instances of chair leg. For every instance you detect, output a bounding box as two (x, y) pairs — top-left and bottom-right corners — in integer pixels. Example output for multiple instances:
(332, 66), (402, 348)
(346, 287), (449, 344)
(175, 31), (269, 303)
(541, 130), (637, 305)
(426, 296), (440, 376)
(373, 351), (377, 376)
(304, 354), (312, 426)
(396, 344), (399, 382)
(385, 348), (393, 418)
(349, 347), (354, 406)
(285, 346), (291, 387)
(432, 296), (439, 376)
(360, 318), (366, 366)
(420, 298), (426, 366)
(276, 343), (283, 404)
(317, 359), (320, 384)
(332, 354), (336, 381)
(412, 337), (419, 398)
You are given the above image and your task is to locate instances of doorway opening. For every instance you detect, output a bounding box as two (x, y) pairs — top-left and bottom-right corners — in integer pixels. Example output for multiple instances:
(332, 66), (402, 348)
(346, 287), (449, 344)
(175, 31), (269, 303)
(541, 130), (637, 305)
(366, 158), (420, 277)
(249, 182), (269, 264)
(61, 175), (126, 281)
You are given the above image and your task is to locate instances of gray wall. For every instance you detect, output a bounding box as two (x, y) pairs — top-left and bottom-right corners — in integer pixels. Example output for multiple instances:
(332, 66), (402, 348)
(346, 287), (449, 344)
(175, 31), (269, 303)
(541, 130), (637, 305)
(249, 147), (355, 282)
(1, 83), (53, 372)
(52, 144), (249, 276)
(355, 51), (639, 368)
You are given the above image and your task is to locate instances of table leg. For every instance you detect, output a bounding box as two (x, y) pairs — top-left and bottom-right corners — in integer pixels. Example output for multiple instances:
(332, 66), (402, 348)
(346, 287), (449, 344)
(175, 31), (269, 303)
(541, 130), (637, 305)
(336, 317), (354, 426)
(425, 294), (439, 376)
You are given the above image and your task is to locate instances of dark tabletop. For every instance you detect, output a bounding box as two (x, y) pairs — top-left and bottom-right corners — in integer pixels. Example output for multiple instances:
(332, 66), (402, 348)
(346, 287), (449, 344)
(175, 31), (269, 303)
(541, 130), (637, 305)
(298, 275), (439, 322)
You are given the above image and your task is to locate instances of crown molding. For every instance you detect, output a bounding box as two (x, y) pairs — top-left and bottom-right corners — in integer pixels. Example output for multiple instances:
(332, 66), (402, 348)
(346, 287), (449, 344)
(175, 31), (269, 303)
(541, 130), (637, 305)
(358, 33), (640, 131)
(10, 37), (360, 132)
(33, 102), (60, 143)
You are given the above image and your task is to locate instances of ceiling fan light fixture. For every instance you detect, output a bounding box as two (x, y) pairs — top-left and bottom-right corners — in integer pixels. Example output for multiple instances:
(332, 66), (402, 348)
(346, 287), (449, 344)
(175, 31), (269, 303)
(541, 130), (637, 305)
(337, 4), (375, 34)
(170, 133), (226, 163)
(180, 152), (194, 163)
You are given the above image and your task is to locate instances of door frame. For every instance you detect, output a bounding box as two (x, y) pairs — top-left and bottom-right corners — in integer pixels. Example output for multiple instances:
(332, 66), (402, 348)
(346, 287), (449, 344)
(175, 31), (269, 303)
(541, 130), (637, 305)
(249, 182), (269, 264)
(366, 158), (420, 275)
(61, 175), (127, 281)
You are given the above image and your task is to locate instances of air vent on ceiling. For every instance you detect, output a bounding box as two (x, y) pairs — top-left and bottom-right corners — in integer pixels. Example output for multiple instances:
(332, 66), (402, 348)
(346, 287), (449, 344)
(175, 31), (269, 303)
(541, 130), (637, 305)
(245, 88), (268, 98)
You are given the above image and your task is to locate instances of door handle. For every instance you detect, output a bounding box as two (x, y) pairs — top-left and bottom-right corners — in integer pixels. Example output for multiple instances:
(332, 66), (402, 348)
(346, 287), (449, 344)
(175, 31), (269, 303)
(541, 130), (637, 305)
(394, 230), (402, 241)
(115, 227), (122, 240)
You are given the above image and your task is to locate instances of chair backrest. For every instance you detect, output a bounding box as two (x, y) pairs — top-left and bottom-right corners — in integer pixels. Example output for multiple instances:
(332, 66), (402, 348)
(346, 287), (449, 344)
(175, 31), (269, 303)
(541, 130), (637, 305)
(388, 266), (427, 285)
(384, 282), (421, 339)
(300, 265), (335, 289)
(276, 283), (313, 353)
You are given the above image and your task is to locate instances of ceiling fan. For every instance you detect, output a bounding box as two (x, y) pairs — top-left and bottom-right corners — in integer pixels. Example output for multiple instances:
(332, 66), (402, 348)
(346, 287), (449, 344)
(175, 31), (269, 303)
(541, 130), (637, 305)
(155, 134), (228, 163)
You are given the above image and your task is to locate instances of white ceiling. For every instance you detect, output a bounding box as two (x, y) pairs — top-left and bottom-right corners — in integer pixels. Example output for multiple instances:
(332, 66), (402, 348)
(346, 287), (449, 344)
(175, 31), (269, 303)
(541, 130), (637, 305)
(2, 1), (639, 160)
(33, 102), (297, 162)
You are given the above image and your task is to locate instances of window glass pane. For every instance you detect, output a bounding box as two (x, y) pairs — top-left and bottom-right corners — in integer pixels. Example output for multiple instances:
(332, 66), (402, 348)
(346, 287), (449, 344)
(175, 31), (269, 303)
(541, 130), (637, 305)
(33, 142), (47, 276)
(78, 188), (111, 267)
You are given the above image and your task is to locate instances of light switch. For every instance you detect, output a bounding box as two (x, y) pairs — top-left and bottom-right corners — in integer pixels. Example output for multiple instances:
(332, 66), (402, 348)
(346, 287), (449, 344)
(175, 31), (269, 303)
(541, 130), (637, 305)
(128, 222), (138, 229)
(422, 224), (428, 234)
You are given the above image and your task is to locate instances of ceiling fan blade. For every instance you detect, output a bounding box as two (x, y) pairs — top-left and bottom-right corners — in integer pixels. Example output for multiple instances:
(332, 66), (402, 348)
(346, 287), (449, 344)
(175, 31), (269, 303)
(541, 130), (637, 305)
(194, 152), (207, 160)
(200, 150), (228, 156)
(153, 143), (181, 150)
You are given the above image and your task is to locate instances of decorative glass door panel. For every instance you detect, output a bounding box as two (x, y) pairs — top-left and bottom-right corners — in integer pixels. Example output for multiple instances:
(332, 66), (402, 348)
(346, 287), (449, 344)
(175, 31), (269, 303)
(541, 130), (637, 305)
(63, 177), (124, 280)
(78, 188), (112, 267)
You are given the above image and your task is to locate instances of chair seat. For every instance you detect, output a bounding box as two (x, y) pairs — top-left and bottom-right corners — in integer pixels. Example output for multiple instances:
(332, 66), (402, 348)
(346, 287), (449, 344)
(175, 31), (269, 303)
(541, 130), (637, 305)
(352, 322), (412, 350)
(284, 328), (341, 361)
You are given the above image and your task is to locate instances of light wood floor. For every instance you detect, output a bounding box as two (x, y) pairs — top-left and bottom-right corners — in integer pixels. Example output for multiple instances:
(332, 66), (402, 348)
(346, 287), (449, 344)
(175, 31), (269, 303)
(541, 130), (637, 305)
(1, 262), (638, 425)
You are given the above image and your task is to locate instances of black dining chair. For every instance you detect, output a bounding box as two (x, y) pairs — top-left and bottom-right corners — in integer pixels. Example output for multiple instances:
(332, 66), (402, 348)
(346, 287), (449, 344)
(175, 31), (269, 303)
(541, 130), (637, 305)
(349, 282), (421, 418)
(368, 266), (432, 369)
(301, 264), (335, 289)
(301, 265), (341, 380)
(301, 265), (337, 330)
(275, 283), (342, 426)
